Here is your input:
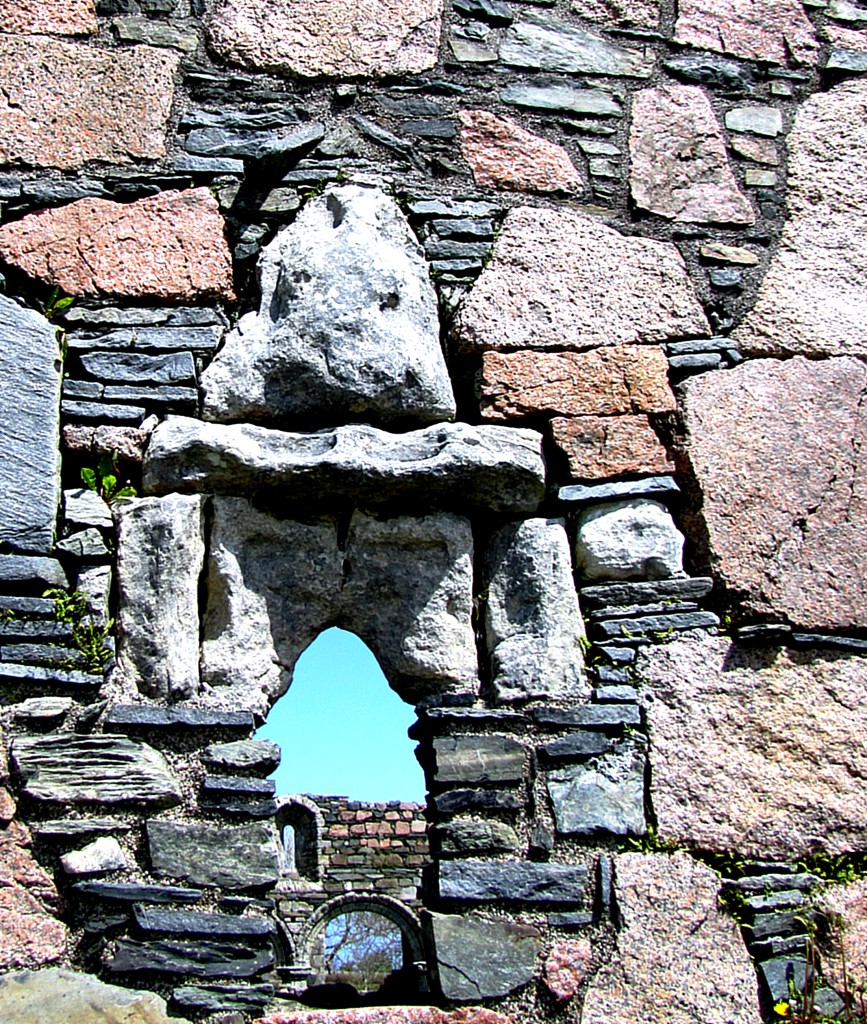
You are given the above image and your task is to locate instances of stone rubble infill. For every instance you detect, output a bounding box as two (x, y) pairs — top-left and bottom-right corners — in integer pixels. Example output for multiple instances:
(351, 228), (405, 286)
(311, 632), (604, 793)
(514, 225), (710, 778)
(0, 190), (234, 302)
(454, 206), (709, 352)
(0, 36), (178, 170)
(438, 860), (588, 902)
(208, 0), (444, 77)
(143, 416), (546, 514)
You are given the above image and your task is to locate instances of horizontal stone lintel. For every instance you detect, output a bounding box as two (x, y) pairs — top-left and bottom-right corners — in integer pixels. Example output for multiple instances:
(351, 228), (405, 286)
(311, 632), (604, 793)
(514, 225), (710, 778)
(438, 859), (588, 902)
(104, 705), (255, 733)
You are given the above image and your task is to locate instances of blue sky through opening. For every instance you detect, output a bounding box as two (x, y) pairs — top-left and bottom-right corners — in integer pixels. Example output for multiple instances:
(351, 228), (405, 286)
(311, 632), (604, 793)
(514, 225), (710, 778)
(255, 627), (425, 802)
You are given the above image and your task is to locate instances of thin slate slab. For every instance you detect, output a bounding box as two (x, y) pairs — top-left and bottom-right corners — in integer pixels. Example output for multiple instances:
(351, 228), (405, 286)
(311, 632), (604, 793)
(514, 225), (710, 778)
(11, 735), (182, 808)
(0, 297), (62, 554)
(147, 820), (281, 890)
(105, 938), (274, 978)
(143, 416), (545, 514)
(438, 860), (588, 902)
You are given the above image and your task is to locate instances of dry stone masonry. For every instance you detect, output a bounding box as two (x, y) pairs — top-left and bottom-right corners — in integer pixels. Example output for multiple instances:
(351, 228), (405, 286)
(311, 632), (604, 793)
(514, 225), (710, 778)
(0, 0), (866, 1022)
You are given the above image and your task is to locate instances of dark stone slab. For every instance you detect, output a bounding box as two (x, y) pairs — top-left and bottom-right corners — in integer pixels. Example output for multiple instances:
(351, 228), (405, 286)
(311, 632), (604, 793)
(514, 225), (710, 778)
(664, 55), (755, 92)
(590, 610), (720, 641)
(666, 338), (734, 355)
(147, 820), (281, 890)
(595, 665), (629, 684)
(64, 307), (222, 329)
(432, 735), (525, 784)
(439, 860), (588, 902)
(105, 705), (254, 734)
(791, 632), (867, 654)
(750, 910), (807, 941)
(201, 740), (281, 776)
(424, 240), (492, 259)
(67, 326), (223, 353)
(548, 911), (594, 928)
(452, 0), (513, 23)
(61, 400), (145, 423)
(36, 819), (131, 841)
(0, 296), (62, 554)
(533, 705), (641, 728)
(63, 380), (104, 400)
(579, 578), (714, 610)
(759, 956), (813, 1004)
(597, 645), (636, 664)
(102, 385), (198, 407)
(432, 789), (522, 815)
(133, 906), (274, 941)
(750, 934), (808, 960)
(558, 476), (679, 506)
(173, 154), (246, 174)
(12, 734), (182, 807)
(595, 684), (639, 703)
(171, 983), (274, 1014)
(79, 351), (196, 386)
(407, 198), (498, 218)
(827, 48), (867, 72)
(429, 218), (494, 239)
(745, 890), (806, 913)
(726, 873), (821, 894)
(0, 642), (85, 666)
(0, 620), (72, 642)
(401, 119), (458, 139)
(0, 661), (101, 690)
(105, 937), (274, 978)
(0, 596), (56, 618)
(200, 798), (278, 819)
(588, 600), (699, 621)
(434, 818), (519, 855)
(539, 731), (614, 763)
(668, 353), (723, 373)
(0, 555), (67, 589)
(201, 776), (275, 797)
(72, 881), (203, 904)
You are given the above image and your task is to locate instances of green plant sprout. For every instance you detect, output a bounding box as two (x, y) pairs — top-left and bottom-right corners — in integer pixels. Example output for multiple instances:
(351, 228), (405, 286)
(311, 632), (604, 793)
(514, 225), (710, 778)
(43, 586), (113, 673)
(81, 452), (137, 502)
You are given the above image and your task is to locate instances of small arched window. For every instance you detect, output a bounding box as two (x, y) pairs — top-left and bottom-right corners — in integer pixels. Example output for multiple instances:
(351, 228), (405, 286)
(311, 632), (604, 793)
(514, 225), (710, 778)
(276, 798), (321, 881)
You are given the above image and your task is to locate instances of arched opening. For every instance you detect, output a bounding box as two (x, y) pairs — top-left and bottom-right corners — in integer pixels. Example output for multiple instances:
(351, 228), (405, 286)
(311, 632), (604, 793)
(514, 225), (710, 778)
(256, 627), (425, 802)
(303, 895), (428, 1008)
(275, 796), (322, 881)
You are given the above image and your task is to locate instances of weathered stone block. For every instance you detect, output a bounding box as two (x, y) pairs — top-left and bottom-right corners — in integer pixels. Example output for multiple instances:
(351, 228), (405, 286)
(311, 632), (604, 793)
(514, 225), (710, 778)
(0, 0), (98, 35)
(0, 296), (62, 554)
(106, 938), (274, 978)
(581, 853), (757, 1024)
(454, 207), (708, 352)
(639, 634), (867, 857)
(438, 860), (587, 902)
(208, 0), (443, 78)
(433, 818), (519, 855)
(681, 357), (867, 629)
(547, 745), (646, 836)
(60, 837), (128, 876)
(543, 938), (593, 1002)
(734, 81), (867, 358)
(0, 968), (173, 1024)
(0, 190), (234, 301)
(201, 740), (281, 776)
(115, 495), (205, 701)
(458, 110), (583, 193)
(202, 186), (453, 429)
(574, 500), (684, 581)
(0, 36), (178, 170)
(674, 0), (819, 65)
(147, 821), (281, 890)
(144, 417), (545, 515)
(11, 735), (182, 808)
(629, 82), (753, 224)
(479, 345), (675, 422)
(432, 735), (524, 784)
(482, 518), (588, 703)
(550, 414), (674, 481)
(428, 913), (539, 1000)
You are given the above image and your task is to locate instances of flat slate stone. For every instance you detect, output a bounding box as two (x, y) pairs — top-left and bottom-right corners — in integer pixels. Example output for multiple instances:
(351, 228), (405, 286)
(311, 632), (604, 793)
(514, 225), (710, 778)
(171, 984), (274, 1014)
(12, 735), (182, 808)
(547, 747), (646, 836)
(432, 735), (525, 784)
(579, 577), (713, 610)
(201, 740), (281, 775)
(0, 662), (101, 690)
(133, 906), (274, 940)
(558, 476), (679, 506)
(36, 819), (130, 841)
(105, 937), (273, 978)
(0, 555), (67, 589)
(439, 860), (588, 902)
(72, 882), (203, 904)
(501, 80), (620, 116)
(79, 351), (196, 385)
(500, 11), (655, 77)
(539, 732), (615, 763)
(105, 705), (254, 733)
(433, 789), (522, 815)
(0, 297), (62, 554)
(589, 610), (720, 641)
(533, 705), (641, 728)
(147, 820), (281, 890)
(143, 416), (545, 515)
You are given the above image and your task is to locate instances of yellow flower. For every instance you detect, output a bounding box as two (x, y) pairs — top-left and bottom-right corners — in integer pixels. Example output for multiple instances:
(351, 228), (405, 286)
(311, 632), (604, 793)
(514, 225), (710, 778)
(773, 1001), (791, 1017)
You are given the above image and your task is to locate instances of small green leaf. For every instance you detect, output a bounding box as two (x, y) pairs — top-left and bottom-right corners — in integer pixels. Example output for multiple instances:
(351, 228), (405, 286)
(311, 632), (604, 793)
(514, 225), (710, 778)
(80, 467), (98, 492)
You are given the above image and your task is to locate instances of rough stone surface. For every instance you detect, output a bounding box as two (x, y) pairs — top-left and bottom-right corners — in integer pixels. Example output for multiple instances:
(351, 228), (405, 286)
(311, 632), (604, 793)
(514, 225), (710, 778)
(573, 500), (685, 582)
(500, 11), (655, 77)
(0, 189), (234, 301)
(547, 746), (646, 836)
(570, 0), (659, 30)
(681, 357), (867, 629)
(733, 81), (867, 358)
(144, 417), (545, 515)
(12, 735), (182, 808)
(0, 36), (178, 170)
(116, 495), (205, 701)
(256, 1011), (514, 1024)
(60, 836), (128, 876)
(202, 186), (453, 428)
(434, 818), (519, 855)
(454, 207), (708, 352)
(201, 499), (477, 714)
(63, 424), (151, 463)
(0, 0), (97, 35)
(482, 518), (588, 703)
(64, 488), (113, 531)
(0, 968), (172, 1024)
(581, 853), (757, 1024)
(428, 913), (540, 1000)
(638, 634), (867, 857)
(629, 83), (754, 224)
(147, 820), (281, 890)
(0, 822), (68, 969)
(432, 735), (525, 784)
(816, 880), (867, 992)
(201, 740), (281, 775)
(550, 415), (674, 481)
(479, 346), (675, 422)
(208, 0), (443, 78)
(543, 939), (592, 1002)
(673, 0), (820, 65)
(0, 296), (62, 554)
(438, 860), (587, 902)
(458, 110), (583, 193)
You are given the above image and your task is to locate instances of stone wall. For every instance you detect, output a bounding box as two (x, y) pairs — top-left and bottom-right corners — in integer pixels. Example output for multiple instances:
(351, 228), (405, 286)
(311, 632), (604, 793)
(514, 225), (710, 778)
(1, 0), (867, 1022)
